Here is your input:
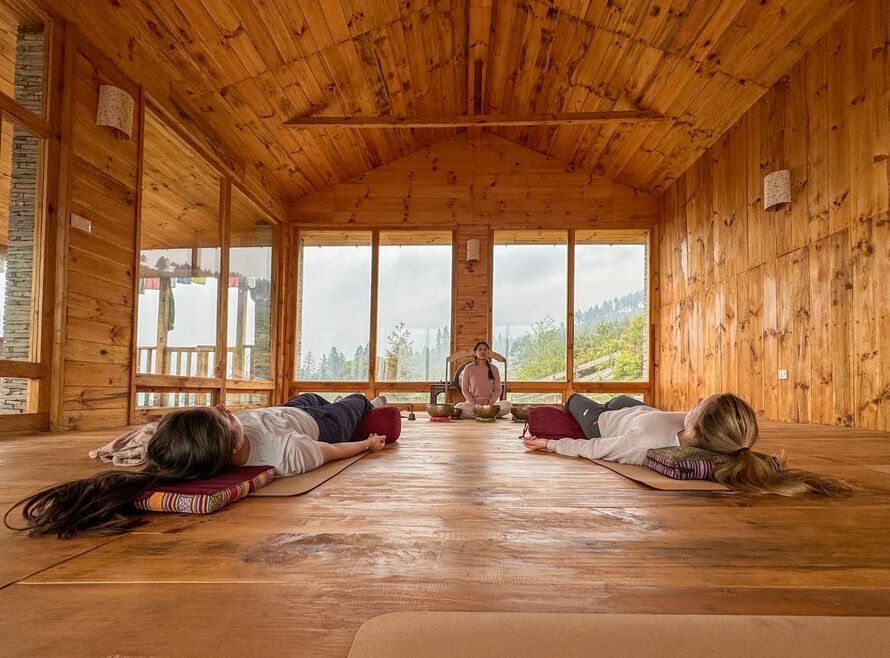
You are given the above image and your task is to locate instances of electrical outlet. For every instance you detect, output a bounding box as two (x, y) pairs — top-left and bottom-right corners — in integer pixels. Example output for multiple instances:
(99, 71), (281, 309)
(777, 369), (788, 380)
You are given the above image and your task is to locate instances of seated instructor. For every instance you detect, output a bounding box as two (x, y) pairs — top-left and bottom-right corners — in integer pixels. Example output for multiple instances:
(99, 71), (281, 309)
(455, 341), (511, 419)
(13, 393), (388, 538)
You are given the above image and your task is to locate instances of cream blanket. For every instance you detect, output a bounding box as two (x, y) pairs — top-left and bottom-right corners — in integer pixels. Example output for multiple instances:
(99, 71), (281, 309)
(89, 423), (158, 466)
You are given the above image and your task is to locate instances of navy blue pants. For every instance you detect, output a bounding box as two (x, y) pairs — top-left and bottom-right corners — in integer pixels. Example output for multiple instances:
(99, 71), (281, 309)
(281, 393), (371, 444)
(564, 394), (646, 439)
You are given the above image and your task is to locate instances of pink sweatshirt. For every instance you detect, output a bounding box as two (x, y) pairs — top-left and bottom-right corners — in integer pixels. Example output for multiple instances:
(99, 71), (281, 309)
(460, 361), (501, 404)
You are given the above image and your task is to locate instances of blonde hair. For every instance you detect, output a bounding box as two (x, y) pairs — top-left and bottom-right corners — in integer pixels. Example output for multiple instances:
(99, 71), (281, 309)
(691, 393), (852, 496)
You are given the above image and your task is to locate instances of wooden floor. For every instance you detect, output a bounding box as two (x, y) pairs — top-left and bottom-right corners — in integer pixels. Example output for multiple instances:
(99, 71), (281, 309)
(2, 417), (890, 656)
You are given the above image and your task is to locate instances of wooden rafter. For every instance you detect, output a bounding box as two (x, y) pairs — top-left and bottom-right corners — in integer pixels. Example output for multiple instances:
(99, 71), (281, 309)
(283, 110), (664, 128)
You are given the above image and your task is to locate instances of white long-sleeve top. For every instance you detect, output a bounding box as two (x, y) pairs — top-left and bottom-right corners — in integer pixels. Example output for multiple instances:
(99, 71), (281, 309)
(545, 406), (686, 465)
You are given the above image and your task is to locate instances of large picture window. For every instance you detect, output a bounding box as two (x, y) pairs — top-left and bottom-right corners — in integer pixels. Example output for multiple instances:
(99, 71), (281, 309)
(294, 230), (453, 401)
(493, 231), (567, 383)
(296, 232), (372, 382)
(574, 231), (648, 383)
(376, 231), (451, 383)
(492, 229), (650, 403)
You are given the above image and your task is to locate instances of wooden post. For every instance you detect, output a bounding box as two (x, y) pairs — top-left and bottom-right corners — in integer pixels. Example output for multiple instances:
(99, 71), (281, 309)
(216, 179), (231, 405)
(368, 230), (380, 399)
(566, 230), (575, 402)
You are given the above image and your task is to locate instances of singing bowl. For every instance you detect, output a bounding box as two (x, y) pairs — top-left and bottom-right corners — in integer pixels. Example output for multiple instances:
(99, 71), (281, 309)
(427, 403), (455, 417)
(450, 406), (463, 418)
(473, 404), (501, 419)
(511, 404), (532, 421)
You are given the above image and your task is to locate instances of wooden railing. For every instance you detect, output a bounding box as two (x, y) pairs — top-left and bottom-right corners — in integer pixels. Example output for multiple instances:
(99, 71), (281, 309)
(137, 344), (263, 379)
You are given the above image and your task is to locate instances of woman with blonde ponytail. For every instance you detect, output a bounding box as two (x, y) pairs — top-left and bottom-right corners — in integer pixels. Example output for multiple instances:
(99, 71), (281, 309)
(686, 393), (852, 496)
(525, 392), (852, 497)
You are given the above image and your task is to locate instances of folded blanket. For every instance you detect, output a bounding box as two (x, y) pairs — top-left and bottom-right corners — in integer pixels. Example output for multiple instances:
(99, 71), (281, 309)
(89, 423), (158, 466)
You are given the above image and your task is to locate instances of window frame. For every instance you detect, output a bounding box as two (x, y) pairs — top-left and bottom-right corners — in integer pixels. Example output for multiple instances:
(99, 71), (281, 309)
(291, 228), (456, 403)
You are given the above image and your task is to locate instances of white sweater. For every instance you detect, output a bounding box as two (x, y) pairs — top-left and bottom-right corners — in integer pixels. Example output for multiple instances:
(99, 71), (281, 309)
(546, 406), (685, 465)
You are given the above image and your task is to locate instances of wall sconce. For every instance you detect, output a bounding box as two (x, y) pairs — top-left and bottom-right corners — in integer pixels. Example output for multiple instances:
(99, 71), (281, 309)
(466, 238), (480, 264)
(96, 85), (135, 140)
(763, 169), (791, 210)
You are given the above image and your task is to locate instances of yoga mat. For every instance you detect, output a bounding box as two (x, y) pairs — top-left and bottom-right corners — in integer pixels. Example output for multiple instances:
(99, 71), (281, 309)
(250, 452), (367, 497)
(348, 612), (890, 658)
(591, 459), (728, 491)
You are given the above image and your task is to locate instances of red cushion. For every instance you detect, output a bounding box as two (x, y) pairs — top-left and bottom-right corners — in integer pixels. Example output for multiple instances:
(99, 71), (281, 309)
(353, 406), (401, 444)
(133, 465), (276, 514)
(526, 406), (585, 439)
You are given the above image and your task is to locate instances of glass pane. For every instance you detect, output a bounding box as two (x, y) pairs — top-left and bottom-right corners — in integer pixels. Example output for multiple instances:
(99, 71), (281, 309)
(0, 115), (42, 363)
(226, 391), (269, 408)
(0, 376), (36, 413)
(574, 241), (647, 382)
(492, 232), (567, 383)
(507, 392), (562, 404)
(0, 3), (45, 115)
(136, 391), (212, 408)
(296, 391), (339, 402)
(137, 111), (220, 377)
(297, 232), (371, 381)
(228, 189), (274, 381)
(377, 391), (429, 404)
(376, 231), (452, 382)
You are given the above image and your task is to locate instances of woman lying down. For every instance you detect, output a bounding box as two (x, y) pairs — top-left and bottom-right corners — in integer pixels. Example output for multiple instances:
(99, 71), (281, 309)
(12, 393), (388, 538)
(524, 393), (851, 497)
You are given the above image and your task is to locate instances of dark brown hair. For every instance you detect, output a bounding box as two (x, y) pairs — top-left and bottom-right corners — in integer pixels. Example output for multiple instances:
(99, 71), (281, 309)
(6, 408), (237, 538)
(692, 393), (853, 496)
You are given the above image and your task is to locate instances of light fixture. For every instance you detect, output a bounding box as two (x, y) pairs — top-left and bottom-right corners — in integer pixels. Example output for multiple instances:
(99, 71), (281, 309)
(763, 169), (791, 210)
(466, 238), (480, 263)
(96, 85), (135, 139)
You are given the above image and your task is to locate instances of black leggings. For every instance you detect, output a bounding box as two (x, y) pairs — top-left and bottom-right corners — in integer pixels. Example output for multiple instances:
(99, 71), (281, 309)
(564, 394), (646, 439)
(281, 393), (371, 444)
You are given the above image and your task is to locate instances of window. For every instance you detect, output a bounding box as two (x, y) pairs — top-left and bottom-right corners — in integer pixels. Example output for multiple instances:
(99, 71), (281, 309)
(574, 231), (648, 383)
(491, 229), (650, 404)
(296, 232), (371, 381)
(0, 2), (46, 116)
(0, 0), (49, 419)
(376, 231), (452, 382)
(492, 231), (567, 383)
(227, 188), (274, 382)
(137, 111), (220, 385)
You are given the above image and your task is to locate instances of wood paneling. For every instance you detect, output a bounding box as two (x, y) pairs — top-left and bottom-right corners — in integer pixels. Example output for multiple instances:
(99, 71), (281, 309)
(656, 1), (890, 431)
(292, 133), (657, 350)
(58, 45), (138, 431)
(40, 0), (854, 200)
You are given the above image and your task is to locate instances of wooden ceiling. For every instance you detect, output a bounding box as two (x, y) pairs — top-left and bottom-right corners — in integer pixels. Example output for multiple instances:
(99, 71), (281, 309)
(48, 0), (854, 203)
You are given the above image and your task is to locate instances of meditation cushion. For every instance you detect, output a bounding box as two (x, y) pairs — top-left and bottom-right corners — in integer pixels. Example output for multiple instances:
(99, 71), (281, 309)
(133, 465), (275, 514)
(646, 446), (782, 480)
(525, 406), (585, 439)
(353, 405), (401, 444)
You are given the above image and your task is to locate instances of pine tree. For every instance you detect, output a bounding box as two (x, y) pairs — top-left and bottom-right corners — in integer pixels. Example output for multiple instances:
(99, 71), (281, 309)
(302, 351), (316, 380)
(318, 354), (328, 380)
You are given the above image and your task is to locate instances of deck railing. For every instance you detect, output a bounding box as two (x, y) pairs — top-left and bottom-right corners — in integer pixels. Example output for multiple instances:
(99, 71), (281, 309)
(137, 344), (261, 379)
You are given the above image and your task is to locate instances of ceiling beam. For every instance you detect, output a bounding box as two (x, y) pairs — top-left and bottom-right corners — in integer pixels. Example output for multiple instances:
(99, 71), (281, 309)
(284, 111), (664, 128)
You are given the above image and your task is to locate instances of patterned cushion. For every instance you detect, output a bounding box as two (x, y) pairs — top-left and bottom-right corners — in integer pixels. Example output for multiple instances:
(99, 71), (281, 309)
(645, 446), (782, 480)
(134, 465), (275, 514)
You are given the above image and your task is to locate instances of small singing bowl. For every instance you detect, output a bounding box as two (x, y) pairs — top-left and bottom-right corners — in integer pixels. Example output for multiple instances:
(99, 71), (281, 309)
(450, 406), (463, 419)
(473, 404), (501, 419)
(511, 404), (532, 421)
(427, 403), (455, 418)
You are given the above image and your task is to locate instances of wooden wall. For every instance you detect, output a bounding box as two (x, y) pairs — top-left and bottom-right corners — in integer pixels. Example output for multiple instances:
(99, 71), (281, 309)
(291, 132), (657, 366)
(50, 28), (288, 431)
(656, 0), (890, 431)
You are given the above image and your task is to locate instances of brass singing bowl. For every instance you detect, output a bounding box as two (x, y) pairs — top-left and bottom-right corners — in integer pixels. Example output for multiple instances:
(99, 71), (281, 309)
(427, 403), (455, 417)
(473, 404), (501, 418)
(511, 404), (532, 421)
(450, 406), (463, 418)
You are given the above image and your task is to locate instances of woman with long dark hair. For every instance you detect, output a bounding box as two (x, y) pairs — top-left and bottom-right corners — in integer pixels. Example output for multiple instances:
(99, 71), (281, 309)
(524, 392), (852, 496)
(10, 393), (388, 538)
(455, 341), (511, 419)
